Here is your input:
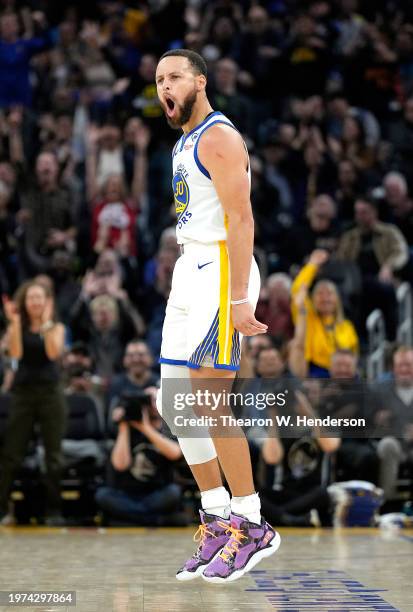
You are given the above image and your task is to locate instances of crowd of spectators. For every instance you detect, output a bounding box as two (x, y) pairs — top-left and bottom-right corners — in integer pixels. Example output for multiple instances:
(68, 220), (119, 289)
(0, 0), (413, 525)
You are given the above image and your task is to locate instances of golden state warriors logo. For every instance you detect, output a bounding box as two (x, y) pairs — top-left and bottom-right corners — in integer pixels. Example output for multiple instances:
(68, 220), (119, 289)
(173, 171), (190, 219)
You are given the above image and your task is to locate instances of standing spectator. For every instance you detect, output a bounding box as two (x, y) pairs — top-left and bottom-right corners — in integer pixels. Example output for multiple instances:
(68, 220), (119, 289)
(0, 281), (66, 525)
(291, 249), (359, 377)
(337, 197), (408, 339)
(86, 121), (149, 258)
(19, 151), (77, 274)
(0, 11), (50, 109)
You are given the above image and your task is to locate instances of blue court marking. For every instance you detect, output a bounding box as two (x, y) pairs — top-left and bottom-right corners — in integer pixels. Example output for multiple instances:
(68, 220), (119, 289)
(398, 533), (413, 543)
(245, 570), (399, 611)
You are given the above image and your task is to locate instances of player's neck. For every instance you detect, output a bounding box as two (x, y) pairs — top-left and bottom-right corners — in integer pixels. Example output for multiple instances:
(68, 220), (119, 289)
(182, 100), (214, 134)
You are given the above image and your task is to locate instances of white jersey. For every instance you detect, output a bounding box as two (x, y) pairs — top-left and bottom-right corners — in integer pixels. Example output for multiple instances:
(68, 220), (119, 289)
(172, 111), (250, 245)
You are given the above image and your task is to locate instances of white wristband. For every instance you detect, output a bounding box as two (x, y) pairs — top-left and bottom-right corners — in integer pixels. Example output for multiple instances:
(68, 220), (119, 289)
(231, 298), (249, 305)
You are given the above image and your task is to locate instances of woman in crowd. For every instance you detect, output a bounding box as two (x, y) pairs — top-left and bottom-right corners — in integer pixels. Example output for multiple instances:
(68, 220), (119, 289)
(290, 249), (359, 377)
(0, 281), (66, 525)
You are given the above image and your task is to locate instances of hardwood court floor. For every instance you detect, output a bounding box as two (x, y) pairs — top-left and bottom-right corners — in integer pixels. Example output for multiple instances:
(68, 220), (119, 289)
(0, 526), (412, 612)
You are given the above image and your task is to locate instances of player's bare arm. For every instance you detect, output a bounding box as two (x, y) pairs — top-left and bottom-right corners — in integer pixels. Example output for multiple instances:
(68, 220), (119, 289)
(197, 124), (268, 336)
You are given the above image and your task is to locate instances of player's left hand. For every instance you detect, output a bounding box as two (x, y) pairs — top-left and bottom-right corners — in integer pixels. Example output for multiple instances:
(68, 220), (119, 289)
(231, 302), (268, 336)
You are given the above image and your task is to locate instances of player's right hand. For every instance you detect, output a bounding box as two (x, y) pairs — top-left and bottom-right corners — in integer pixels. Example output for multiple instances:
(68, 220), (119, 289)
(231, 302), (268, 336)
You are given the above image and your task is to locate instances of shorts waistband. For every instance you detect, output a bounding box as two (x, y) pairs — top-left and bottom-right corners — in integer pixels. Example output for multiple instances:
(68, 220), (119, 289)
(179, 240), (223, 255)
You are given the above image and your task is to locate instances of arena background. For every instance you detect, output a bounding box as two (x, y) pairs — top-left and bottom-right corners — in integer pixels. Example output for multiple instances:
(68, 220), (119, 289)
(0, 1), (412, 610)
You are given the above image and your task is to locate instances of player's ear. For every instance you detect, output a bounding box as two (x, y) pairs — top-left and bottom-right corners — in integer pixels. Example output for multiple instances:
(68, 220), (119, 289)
(196, 74), (207, 91)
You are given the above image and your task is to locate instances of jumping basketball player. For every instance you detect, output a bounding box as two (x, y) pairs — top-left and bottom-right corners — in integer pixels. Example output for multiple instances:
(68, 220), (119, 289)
(155, 49), (281, 583)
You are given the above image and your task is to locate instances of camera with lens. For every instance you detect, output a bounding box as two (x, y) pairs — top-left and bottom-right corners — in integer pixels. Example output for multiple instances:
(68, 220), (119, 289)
(119, 391), (152, 422)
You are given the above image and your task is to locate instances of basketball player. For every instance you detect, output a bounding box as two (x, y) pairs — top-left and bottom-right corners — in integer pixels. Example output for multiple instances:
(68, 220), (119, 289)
(155, 49), (281, 583)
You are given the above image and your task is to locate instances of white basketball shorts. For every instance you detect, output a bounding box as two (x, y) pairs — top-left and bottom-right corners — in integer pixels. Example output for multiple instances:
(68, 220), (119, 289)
(159, 240), (261, 371)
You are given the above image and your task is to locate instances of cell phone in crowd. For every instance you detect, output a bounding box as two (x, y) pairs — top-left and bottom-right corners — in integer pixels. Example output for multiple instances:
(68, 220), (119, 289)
(119, 391), (152, 422)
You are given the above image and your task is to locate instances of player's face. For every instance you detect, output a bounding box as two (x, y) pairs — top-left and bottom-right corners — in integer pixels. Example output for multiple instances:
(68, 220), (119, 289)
(156, 56), (202, 129)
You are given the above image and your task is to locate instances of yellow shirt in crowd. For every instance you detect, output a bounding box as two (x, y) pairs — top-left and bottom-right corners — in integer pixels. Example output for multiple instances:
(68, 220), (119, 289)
(291, 263), (359, 370)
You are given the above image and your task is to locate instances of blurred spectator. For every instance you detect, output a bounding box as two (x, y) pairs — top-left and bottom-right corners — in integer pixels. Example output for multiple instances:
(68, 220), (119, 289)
(86, 120), (149, 258)
(382, 172), (413, 245)
(95, 391), (183, 526)
(69, 269), (144, 379)
(256, 398), (340, 527)
(209, 58), (252, 137)
(334, 158), (364, 222)
(373, 347), (413, 500)
(107, 340), (158, 427)
(255, 273), (293, 342)
(0, 281), (66, 525)
(62, 341), (105, 422)
(388, 96), (413, 182)
(328, 114), (376, 172)
(284, 12), (329, 97)
(48, 250), (80, 325)
(318, 349), (379, 483)
(291, 249), (359, 377)
(0, 178), (17, 294)
(0, 11), (51, 108)
(337, 196), (408, 339)
(282, 194), (341, 267)
(19, 151), (76, 275)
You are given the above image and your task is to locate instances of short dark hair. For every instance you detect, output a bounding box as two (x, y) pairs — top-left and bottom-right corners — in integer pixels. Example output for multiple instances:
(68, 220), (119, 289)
(355, 194), (379, 211)
(159, 49), (207, 78)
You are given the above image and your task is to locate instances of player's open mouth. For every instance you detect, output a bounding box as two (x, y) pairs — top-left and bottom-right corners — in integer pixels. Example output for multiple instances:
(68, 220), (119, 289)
(165, 97), (176, 117)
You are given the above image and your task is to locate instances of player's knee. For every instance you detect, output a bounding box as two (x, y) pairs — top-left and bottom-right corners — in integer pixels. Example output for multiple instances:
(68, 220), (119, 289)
(178, 437), (217, 465)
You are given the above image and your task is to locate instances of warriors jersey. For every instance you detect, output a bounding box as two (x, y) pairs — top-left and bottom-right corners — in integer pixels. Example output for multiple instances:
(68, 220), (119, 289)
(172, 111), (250, 244)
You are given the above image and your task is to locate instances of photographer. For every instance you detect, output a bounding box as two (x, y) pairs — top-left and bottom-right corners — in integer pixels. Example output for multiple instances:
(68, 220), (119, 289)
(95, 389), (185, 526)
(0, 281), (66, 525)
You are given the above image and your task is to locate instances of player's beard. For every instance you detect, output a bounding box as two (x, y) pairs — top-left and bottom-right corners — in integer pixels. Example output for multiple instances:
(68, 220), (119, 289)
(165, 88), (198, 129)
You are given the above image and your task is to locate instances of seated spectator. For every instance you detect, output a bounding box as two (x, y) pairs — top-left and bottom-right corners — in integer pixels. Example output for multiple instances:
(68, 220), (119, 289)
(337, 196), (408, 340)
(328, 114), (376, 172)
(255, 399), (340, 527)
(210, 58), (253, 137)
(107, 340), (158, 430)
(372, 346), (413, 500)
(318, 350), (379, 483)
(388, 95), (413, 183)
(382, 172), (413, 245)
(255, 273), (293, 342)
(61, 341), (105, 429)
(290, 249), (359, 377)
(95, 391), (184, 526)
(335, 159), (365, 223)
(282, 194), (341, 267)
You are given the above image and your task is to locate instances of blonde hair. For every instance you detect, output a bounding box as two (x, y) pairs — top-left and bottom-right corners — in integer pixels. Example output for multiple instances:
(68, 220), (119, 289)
(312, 279), (344, 323)
(90, 294), (119, 324)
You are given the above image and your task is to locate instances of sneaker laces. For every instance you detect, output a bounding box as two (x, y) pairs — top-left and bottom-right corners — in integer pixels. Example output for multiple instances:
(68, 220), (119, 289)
(217, 521), (247, 562)
(193, 523), (217, 554)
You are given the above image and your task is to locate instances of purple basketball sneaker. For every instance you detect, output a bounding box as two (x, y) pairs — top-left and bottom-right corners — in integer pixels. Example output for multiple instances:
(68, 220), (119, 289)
(202, 513), (281, 583)
(176, 510), (230, 581)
